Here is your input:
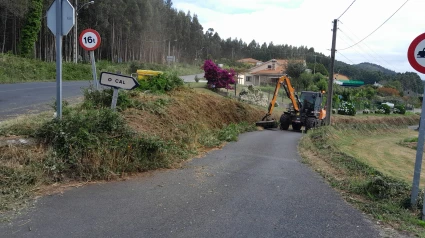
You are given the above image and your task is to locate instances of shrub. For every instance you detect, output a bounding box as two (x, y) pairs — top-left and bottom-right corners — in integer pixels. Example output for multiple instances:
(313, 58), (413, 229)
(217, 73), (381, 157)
(34, 109), (178, 180)
(377, 104), (391, 114)
(337, 101), (356, 116)
(137, 72), (183, 93)
(81, 87), (134, 111)
(202, 60), (235, 89)
(377, 87), (400, 97)
(394, 105), (406, 115)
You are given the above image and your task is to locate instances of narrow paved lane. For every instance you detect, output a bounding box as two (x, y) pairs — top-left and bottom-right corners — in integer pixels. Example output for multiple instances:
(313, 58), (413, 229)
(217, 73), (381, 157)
(1, 129), (381, 238)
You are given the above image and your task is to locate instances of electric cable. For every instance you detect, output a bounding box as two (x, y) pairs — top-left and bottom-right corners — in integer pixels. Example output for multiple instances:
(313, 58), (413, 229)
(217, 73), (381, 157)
(338, 0), (409, 51)
(336, 51), (356, 65)
(337, 0), (357, 20)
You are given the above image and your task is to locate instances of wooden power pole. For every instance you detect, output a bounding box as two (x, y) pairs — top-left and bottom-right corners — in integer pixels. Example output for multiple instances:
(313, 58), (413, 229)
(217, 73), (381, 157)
(325, 19), (338, 125)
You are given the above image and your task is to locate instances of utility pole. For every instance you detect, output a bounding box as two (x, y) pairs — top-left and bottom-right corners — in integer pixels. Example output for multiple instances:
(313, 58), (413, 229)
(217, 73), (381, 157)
(325, 19), (338, 125)
(313, 54), (317, 74)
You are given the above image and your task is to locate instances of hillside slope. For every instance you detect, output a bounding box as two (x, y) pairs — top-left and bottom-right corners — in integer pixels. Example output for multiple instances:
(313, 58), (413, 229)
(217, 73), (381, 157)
(123, 88), (271, 146)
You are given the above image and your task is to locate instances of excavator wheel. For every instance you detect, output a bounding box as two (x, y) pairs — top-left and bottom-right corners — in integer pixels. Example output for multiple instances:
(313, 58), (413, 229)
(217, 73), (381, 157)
(305, 117), (317, 131)
(279, 114), (290, 130)
(292, 123), (302, 131)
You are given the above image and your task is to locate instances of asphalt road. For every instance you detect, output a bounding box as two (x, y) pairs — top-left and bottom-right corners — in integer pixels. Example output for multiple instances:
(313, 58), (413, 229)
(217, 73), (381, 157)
(0, 73), (204, 121)
(0, 81), (91, 120)
(1, 129), (381, 238)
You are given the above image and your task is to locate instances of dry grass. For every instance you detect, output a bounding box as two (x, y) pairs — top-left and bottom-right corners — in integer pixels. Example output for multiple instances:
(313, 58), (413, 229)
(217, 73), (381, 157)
(124, 88), (271, 144)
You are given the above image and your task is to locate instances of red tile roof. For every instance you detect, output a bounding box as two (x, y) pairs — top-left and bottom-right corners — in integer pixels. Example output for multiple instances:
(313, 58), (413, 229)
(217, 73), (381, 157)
(237, 58), (262, 64)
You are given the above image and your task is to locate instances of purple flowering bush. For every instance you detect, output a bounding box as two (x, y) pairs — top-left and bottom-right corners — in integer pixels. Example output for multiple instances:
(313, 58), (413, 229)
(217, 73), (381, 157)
(202, 60), (236, 89)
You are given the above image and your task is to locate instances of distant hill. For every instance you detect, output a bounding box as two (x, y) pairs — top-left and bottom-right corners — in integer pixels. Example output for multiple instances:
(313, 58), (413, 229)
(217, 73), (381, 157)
(331, 59), (423, 93)
(354, 62), (396, 75)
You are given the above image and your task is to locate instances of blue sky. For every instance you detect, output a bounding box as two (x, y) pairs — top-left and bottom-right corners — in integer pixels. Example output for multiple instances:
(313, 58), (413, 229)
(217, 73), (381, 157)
(173, 0), (425, 80)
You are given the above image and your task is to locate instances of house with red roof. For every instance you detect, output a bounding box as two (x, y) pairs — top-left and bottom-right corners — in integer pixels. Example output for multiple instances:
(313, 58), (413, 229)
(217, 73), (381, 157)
(242, 59), (306, 85)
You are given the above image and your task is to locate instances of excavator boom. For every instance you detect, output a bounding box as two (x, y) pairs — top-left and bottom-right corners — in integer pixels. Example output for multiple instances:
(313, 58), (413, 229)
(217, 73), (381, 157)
(256, 75), (300, 128)
(280, 75), (300, 112)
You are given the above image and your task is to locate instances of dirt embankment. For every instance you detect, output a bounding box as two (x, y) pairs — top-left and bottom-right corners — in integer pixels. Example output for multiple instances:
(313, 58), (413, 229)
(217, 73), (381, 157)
(123, 88), (271, 140)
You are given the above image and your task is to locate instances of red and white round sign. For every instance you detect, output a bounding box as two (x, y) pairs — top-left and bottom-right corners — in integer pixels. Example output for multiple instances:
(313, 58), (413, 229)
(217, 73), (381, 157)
(408, 33), (425, 74)
(79, 29), (101, 51)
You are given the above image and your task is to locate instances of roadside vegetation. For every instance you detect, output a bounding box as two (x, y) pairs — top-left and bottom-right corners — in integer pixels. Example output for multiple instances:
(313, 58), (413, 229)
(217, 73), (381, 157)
(0, 72), (269, 219)
(299, 115), (425, 237)
(0, 53), (202, 84)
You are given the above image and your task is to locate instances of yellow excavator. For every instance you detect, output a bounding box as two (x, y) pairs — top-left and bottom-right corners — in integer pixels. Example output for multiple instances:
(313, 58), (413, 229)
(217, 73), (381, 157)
(256, 75), (327, 131)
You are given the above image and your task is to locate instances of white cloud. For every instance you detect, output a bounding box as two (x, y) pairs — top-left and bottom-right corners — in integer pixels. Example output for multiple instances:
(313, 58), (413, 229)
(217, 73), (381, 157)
(174, 0), (425, 80)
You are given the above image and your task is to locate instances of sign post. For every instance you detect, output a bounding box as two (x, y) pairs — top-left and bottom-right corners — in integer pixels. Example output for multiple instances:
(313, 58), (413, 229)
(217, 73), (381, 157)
(99, 72), (140, 110)
(407, 33), (425, 215)
(79, 29), (101, 89)
(47, 0), (75, 120)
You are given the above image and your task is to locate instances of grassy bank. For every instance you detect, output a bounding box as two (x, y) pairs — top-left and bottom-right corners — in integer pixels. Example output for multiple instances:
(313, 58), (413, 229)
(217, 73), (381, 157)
(0, 84), (272, 218)
(299, 114), (425, 236)
(0, 53), (202, 84)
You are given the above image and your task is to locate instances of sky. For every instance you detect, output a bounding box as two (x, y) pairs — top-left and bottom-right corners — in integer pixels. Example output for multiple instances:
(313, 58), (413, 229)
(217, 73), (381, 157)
(173, 0), (425, 80)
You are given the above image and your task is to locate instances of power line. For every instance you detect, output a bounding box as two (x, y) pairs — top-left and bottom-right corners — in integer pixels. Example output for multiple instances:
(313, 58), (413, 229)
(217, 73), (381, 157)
(338, 0), (409, 51)
(337, 33), (375, 64)
(338, 26), (403, 72)
(336, 51), (356, 65)
(338, 28), (392, 68)
(337, 0), (357, 20)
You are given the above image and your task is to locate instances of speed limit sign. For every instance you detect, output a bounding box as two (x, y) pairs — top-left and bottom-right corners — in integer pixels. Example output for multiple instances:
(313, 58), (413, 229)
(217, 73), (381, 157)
(79, 29), (101, 51)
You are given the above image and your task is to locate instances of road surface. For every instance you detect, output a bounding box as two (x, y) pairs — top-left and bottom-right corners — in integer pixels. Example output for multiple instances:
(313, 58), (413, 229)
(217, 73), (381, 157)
(0, 129), (382, 238)
(0, 74), (204, 121)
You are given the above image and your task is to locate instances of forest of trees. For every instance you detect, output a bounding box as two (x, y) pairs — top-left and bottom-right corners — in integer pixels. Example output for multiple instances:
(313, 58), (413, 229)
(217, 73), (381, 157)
(0, 0), (313, 63)
(0, 0), (423, 93)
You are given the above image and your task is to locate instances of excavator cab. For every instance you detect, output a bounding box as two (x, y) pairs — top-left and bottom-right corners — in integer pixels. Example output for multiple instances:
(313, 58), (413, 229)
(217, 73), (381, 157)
(300, 91), (322, 117)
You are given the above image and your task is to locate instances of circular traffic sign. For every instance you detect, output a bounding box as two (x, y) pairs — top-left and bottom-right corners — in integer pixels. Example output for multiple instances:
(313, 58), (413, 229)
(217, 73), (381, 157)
(408, 32), (425, 74)
(79, 29), (101, 51)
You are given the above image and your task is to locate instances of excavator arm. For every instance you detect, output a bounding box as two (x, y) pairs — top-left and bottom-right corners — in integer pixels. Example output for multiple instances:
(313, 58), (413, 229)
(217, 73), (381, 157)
(280, 75), (300, 113)
(257, 75), (300, 128)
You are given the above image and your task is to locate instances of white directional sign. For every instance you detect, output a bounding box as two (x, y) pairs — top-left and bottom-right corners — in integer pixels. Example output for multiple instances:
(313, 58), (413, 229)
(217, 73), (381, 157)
(79, 29), (101, 51)
(47, 0), (75, 36)
(99, 72), (140, 90)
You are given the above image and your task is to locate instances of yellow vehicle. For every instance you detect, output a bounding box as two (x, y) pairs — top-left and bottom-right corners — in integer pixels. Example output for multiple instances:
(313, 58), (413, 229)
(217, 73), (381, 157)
(256, 75), (327, 131)
(136, 70), (163, 80)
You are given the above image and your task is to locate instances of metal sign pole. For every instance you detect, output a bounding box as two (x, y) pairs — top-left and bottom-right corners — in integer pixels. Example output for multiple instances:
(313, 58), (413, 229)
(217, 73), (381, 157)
(411, 80), (425, 209)
(111, 88), (119, 110)
(90, 50), (98, 89)
(56, 0), (63, 119)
